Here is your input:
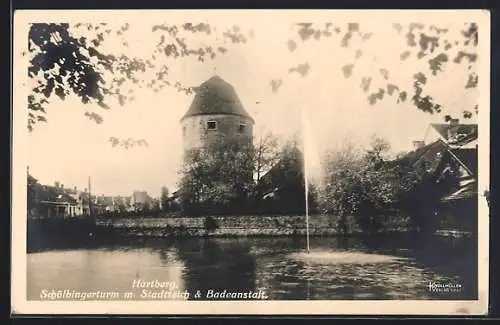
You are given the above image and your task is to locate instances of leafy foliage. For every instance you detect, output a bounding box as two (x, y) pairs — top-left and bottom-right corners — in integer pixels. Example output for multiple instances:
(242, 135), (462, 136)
(28, 21), (479, 150)
(395, 145), (463, 233)
(178, 131), (305, 216)
(203, 216), (219, 233)
(255, 138), (314, 215)
(178, 138), (255, 215)
(28, 23), (115, 130)
(317, 138), (420, 234)
(160, 186), (170, 212)
(317, 135), (467, 234)
(27, 22), (251, 146)
(280, 22), (479, 120)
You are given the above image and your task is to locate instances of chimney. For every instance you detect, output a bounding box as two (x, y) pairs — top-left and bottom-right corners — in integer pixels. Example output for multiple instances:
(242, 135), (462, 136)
(412, 140), (425, 150)
(448, 118), (460, 141)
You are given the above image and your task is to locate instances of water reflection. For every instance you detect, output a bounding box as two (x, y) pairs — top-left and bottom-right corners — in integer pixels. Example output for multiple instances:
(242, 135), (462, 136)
(174, 238), (257, 300)
(27, 235), (477, 301)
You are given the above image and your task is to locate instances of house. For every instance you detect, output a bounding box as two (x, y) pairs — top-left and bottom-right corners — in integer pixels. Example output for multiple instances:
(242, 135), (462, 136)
(27, 174), (85, 219)
(113, 195), (132, 212)
(255, 144), (312, 215)
(410, 119), (477, 201)
(406, 119), (478, 232)
(93, 195), (128, 213)
(422, 118), (478, 149)
(62, 186), (86, 215)
(33, 184), (82, 219)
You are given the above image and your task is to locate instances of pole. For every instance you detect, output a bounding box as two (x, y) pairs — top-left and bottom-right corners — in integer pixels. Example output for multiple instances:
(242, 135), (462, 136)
(302, 108), (310, 253)
(88, 176), (93, 221)
(305, 177), (310, 253)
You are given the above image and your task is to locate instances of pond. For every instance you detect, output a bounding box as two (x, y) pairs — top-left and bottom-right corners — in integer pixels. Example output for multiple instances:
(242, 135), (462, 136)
(27, 234), (477, 301)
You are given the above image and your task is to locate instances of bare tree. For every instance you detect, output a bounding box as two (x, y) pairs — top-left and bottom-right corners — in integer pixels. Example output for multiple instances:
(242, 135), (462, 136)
(253, 129), (281, 185)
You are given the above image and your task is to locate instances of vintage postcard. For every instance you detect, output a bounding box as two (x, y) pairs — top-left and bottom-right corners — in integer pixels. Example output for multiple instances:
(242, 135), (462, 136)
(11, 9), (490, 315)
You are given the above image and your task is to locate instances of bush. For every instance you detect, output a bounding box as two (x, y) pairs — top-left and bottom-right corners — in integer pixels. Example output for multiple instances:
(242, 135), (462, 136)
(203, 216), (219, 233)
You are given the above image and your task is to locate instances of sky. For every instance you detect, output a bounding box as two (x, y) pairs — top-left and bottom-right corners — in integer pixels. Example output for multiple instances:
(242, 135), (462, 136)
(25, 15), (479, 197)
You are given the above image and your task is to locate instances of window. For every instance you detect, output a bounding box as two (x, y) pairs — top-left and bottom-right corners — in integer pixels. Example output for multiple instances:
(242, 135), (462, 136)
(238, 124), (246, 133)
(182, 126), (187, 136)
(207, 121), (217, 130)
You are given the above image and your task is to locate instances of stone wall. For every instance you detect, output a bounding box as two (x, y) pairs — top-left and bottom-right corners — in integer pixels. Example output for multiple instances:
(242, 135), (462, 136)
(97, 215), (413, 237)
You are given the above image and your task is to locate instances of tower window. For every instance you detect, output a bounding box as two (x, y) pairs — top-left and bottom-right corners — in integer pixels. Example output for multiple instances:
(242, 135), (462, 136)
(182, 126), (187, 136)
(238, 124), (246, 133)
(207, 121), (217, 130)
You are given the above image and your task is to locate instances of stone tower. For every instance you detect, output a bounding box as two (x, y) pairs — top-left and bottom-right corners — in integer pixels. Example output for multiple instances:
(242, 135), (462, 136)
(180, 76), (254, 155)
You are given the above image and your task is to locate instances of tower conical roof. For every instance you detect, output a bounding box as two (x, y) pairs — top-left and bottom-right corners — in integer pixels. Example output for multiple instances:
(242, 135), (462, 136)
(181, 76), (254, 123)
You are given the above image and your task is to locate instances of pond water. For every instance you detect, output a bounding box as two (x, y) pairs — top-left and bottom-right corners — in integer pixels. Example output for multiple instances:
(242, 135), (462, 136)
(27, 235), (477, 301)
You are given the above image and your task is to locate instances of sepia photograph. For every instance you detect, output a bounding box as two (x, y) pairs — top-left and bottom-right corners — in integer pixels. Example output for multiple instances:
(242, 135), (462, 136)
(11, 10), (490, 315)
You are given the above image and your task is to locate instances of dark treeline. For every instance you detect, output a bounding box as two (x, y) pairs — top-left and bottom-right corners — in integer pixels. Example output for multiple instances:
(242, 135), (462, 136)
(175, 134), (476, 235)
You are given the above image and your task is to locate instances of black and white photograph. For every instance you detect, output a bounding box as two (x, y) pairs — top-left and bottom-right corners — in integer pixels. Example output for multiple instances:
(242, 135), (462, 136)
(11, 10), (490, 315)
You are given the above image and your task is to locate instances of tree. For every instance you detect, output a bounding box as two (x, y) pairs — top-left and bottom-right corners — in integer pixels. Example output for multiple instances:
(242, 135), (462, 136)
(178, 137), (255, 216)
(27, 173), (40, 217)
(27, 21), (478, 146)
(150, 198), (162, 216)
(279, 22), (479, 120)
(254, 136), (314, 215)
(394, 147), (463, 234)
(253, 130), (281, 186)
(115, 197), (128, 213)
(27, 22), (251, 146)
(317, 138), (420, 234)
(203, 216), (219, 234)
(365, 134), (391, 167)
(160, 186), (170, 212)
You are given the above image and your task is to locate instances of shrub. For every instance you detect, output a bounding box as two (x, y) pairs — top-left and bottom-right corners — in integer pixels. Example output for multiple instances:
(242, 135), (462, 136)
(204, 216), (219, 233)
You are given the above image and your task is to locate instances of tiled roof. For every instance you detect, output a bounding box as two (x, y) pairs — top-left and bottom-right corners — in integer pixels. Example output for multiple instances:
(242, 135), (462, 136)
(181, 76), (254, 123)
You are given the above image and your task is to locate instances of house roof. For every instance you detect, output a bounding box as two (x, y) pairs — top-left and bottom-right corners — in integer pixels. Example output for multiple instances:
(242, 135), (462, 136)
(257, 145), (304, 191)
(38, 185), (78, 205)
(395, 139), (476, 180)
(180, 76), (254, 123)
(441, 180), (477, 202)
(449, 148), (477, 176)
(430, 123), (478, 145)
(403, 139), (449, 176)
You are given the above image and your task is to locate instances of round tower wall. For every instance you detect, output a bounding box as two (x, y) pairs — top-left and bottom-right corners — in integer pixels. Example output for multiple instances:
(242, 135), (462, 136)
(181, 114), (254, 152)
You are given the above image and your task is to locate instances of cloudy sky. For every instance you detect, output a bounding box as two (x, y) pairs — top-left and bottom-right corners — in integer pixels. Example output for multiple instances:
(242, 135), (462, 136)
(24, 11), (480, 197)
